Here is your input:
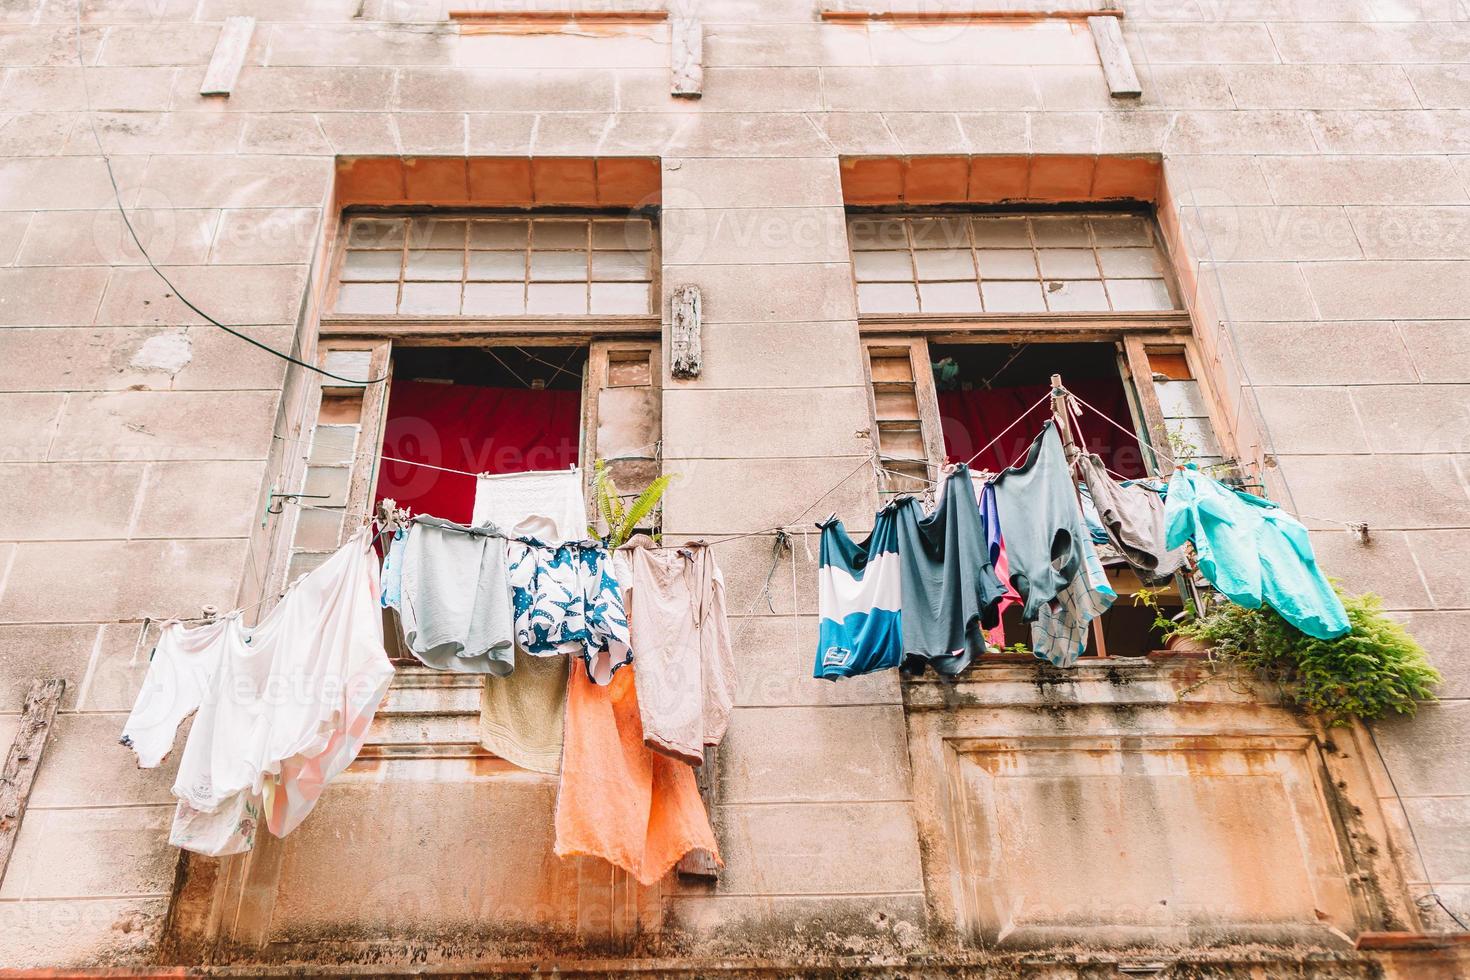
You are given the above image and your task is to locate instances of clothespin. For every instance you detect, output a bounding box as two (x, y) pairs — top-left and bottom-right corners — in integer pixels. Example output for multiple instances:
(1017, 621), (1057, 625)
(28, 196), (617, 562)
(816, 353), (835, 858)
(816, 511), (836, 529)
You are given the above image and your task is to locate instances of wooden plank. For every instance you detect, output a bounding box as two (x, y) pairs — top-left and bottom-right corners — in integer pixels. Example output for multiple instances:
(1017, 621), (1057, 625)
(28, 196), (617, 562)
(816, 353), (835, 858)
(319, 314), (661, 341)
(670, 284), (702, 377)
(821, 5), (1120, 23)
(450, 9), (668, 23)
(199, 16), (254, 97)
(1089, 14), (1142, 99)
(0, 679), (65, 888)
(670, 11), (703, 98)
(1122, 335), (1170, 476)
(676, 746), (720, 880)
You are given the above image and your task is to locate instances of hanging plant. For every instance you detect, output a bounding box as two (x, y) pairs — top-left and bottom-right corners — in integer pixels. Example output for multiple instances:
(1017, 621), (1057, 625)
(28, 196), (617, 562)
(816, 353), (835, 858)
(1165, 587), (1441, 726)
(592, 458), (676, 549)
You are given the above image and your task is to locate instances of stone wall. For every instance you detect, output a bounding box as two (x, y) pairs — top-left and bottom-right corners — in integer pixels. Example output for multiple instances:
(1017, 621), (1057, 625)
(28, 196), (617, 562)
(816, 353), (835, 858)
(0, 0), (1466, 972)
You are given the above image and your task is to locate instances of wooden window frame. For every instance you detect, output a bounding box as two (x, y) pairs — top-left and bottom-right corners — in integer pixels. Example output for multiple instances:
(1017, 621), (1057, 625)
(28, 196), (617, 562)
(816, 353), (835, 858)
(861, 318), (1235, 662)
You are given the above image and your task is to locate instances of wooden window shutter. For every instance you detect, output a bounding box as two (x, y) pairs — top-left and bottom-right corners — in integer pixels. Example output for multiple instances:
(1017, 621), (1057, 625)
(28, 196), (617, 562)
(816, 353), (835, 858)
(584, 339), (663, 534)
(863, 337), (943, 495)
(1119, 337), (1232, 480)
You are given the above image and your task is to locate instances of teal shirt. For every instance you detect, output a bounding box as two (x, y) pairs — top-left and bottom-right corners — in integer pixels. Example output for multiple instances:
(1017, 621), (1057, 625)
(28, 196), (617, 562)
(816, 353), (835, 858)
(1164, 466), (1349, 640)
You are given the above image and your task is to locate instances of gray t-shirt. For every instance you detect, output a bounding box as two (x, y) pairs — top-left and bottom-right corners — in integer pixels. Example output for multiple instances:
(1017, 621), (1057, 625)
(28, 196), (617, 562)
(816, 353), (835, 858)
(894, 463), (1006, 677)
(1075, 452), (1187, 584)
(991, 422), (1085, 620)
(398, 517), (515, 675)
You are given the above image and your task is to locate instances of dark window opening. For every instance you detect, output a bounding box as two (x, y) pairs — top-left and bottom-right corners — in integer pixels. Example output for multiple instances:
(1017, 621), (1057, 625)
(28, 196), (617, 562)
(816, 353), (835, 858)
(929, 341), (1149, 479)
(374, 345), (587, 525)
(929, 341), (1183, 657)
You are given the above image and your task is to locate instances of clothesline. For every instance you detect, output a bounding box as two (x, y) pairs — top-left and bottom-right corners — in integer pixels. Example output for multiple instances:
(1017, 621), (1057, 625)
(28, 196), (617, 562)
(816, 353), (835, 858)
(270, 433), (663, 478)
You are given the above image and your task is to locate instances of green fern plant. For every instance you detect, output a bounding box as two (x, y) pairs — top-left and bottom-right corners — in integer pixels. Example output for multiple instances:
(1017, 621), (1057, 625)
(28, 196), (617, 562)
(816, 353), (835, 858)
(591, 458), (675, 548)
(1173, 587), (1441, 726)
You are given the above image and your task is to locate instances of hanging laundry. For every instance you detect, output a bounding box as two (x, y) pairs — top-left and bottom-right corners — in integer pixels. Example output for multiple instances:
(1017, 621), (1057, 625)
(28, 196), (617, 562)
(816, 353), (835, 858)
(121, 528), (393, 856)
(396, 517), (515, 676)
(479, 647), (568, 775)
(380, 524), (406, 609)
(814, 508), (904, 679)
(1165, 465), (1349, 640)
(554, 659), (720, 886)
(893, 463), (1007, 676)
(507, 539), (631, 685)
(991, 422), (1090, 620)
(1075, 453), (1188, 583)
(976, 480), (1021, 647)
(1030, 531), (1116, 668)
(473, 467), (588, 543)
(621, 535), (736, 765)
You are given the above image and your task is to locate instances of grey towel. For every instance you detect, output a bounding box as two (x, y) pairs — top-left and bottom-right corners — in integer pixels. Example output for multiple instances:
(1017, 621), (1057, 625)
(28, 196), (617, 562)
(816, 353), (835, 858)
(1075, 453), (1187, 583)
(893, 463), (1006, 676)
(991, 422), (1086, 620)
(398, 517), (515, 675)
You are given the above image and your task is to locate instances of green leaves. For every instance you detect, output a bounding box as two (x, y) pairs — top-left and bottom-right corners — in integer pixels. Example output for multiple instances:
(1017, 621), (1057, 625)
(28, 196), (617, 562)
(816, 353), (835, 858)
(1175, 587), (1442, 726)
(591, 458), (676, 549)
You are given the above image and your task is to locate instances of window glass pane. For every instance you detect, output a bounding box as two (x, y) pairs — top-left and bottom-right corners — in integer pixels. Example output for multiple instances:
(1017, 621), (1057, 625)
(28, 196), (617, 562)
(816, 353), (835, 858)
(309, 425), (359, 465)
(531, 251), (589, 281)
(919, 281), (982, 313)
(408, 217), (466, 249)
(304, 465), (350, 506)
(527, 282), (588, 314)
(334, 282), (398, 314)
(468, 251), (526, 281)
(1089, 215), (1151, 246)
(849, 218), (909, 251)
(1097, 247), (1162, 278)
(857, 282), (919, 313)
(970, 217), (1030, 247)
(1044, 280), (1109, 312)
(1038, 248), (1100, 279)
(469, 220), (528, 249)
(532, 220), (588, 249)
(341, 250), (400, 281)
(1029, 216), (1090, 246)
(1108, 278), (1174, 311)
(914, 249), (975, 281)
(982, 281), (1046, 313)
(404, 249), (463, 281)
(909, 216), (969, 249)
(591, 251), (651, 282)
(975, 249), (1037, 279)
(463, 282), (526, 315)
(347, 218), (405, 248)
(593, 219), (652, 250)
(590, 282), (651, 314)
(399, 282), (461, 314)
(294, 506), (345, 552)
(854, 250), (913, 282)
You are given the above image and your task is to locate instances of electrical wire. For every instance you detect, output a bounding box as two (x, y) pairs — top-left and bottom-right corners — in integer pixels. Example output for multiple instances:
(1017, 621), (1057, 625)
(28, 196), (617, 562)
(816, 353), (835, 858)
(72, 3), (387, 387)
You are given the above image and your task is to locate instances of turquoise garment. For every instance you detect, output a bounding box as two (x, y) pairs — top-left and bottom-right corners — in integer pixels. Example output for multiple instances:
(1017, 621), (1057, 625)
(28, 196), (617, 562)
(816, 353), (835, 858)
(1164, 466), (1349, 640)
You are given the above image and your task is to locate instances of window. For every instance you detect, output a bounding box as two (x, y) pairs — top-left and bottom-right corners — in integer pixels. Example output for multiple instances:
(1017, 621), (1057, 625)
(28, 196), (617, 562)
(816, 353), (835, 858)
(849, 213), (1177, 316)
(283, 210), (663, 641)
(333, 214), (657, 317)
(853, 208), (1228, 657)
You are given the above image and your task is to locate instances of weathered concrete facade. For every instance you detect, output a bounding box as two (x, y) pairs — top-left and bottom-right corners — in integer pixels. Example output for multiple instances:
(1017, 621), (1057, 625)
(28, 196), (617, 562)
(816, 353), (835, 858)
(1, 0), (1468, 975)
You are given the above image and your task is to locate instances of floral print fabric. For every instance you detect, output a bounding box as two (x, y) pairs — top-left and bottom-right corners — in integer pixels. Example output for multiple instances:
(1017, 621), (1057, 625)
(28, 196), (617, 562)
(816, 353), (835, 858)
(507, 539), (632, 686)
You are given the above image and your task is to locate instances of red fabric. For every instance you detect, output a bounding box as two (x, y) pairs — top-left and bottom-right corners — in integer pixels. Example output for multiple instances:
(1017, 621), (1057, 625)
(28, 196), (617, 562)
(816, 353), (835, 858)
(937, 380), (1147, 479)
(374, 380), (580, 524)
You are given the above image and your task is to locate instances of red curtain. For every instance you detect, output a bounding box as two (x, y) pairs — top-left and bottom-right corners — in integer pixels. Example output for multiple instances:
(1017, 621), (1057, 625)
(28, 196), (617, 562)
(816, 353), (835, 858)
(938, 379), (1148, 479)
(374, 380), (580, 524)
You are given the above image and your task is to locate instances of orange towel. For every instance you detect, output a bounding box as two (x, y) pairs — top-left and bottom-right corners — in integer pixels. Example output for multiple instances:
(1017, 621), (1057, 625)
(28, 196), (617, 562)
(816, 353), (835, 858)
(554, 659), (720, 886)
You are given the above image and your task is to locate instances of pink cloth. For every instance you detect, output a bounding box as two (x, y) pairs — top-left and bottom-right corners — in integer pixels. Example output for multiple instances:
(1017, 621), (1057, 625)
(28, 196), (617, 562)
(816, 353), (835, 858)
(621, 538), (736, 766)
